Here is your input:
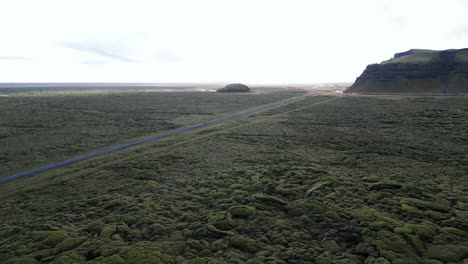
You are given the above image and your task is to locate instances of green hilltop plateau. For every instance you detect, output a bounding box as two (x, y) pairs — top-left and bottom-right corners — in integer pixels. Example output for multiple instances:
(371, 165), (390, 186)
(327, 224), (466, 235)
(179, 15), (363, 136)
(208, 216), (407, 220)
(345, 48), (468, 94)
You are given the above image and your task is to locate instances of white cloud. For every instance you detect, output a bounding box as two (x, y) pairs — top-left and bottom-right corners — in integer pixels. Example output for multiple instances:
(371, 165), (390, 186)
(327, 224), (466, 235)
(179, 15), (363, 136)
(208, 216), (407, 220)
(0, 0), (467, 83)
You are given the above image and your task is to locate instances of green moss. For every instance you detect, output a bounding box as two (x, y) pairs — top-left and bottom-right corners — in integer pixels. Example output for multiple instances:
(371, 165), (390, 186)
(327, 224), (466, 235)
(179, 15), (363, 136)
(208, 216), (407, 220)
(146, 223), (168, 237)
(400, 198), (451, 213)
(382, 50), (440, 64)
(189, 257), (221, 264)
(211, 239), (229, 252)
(440, 227), (466, 237)
(455, 210), (468, 224)
(100, 225), (116, 238)
(424, 243), (468, 262)
(111, 233), (123, 241)
(394, 226), (412, 235)
(208, 212), (237, 231)
(369, 180), (402, 191)
(229, 235), (258, 253)
(103, 254), (126, 264)
(407, 234), (424, 253)
(4, 257), (39, 264)
(401, 203), (424, 217)
(315, 252), (332, 264)
(369, 221), (394, 231)
(123, 253), (162, 264)
(207, 224), (235, 237)
(423, 210), (447, 220)
(0, 94), (467, 262)
(412, 221), (438, 241)
(186, 239), (208, 251)
(250, 173), (261, 184)
(322, 240), (340, 253)
(250, 193), (288, 206)
(43, 230), (68, 247)
(54, 236), (87, 254)
(55, 250), (87, 263)
(372, 231), (419, 262)
(85, 220), (105, 234)
(275, 186), (302, 196)
(373, 257), (391, 264)
(118, 241), (184, 263)
(227, 206), (256, 219)
(354, 207), (402, 227)
(292, 200), (328, 216)
(305, 181), (332, 196)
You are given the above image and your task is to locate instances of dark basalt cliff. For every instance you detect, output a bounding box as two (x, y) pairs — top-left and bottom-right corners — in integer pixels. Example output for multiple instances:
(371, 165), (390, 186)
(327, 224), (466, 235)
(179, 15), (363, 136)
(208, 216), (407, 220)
(345, 48), (468, 94)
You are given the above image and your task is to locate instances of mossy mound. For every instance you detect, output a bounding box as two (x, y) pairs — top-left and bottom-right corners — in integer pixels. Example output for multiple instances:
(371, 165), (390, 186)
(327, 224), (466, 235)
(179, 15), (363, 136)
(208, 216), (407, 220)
(217, 83), (250, 93)
(229, 235), (258, 253)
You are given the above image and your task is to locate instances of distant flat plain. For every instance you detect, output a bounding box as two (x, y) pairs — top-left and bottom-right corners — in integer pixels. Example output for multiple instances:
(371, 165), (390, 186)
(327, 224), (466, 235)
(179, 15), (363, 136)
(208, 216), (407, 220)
(0, 83), (318, 176)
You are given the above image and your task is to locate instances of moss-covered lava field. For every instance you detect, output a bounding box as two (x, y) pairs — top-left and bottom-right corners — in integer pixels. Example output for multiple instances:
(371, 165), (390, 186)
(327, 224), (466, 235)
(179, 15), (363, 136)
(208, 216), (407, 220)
(0, 90), (467, 263)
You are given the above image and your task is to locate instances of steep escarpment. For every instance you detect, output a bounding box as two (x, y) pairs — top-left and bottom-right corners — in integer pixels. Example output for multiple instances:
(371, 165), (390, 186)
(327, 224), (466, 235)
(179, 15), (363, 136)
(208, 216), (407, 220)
(346, 48), (468, 94)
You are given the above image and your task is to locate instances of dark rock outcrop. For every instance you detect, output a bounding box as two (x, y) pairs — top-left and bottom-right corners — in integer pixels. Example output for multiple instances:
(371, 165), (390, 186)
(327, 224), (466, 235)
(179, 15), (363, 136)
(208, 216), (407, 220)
(345, 48), (468, 94)
(217, 83), (250, 93)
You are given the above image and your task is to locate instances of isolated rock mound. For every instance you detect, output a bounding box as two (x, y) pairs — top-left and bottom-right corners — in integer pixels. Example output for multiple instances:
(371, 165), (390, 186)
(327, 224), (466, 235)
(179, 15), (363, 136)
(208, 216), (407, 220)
(217, 83), (250, 93)
(345, 48), (468, 94)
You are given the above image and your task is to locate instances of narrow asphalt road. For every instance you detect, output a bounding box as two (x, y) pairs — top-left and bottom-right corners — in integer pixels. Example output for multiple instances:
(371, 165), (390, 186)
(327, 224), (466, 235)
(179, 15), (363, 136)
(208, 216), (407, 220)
(0, 95), (307, 184)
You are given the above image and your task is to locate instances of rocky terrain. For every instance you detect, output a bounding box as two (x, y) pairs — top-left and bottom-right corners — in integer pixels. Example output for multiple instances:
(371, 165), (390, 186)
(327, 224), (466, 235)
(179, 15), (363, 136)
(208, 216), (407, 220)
(1, 95), (467, 263)
(346, 48), (468, 94)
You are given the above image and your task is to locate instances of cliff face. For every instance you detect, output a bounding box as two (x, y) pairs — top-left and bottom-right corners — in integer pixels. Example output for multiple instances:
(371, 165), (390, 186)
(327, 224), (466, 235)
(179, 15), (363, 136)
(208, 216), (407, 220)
(345, 48), (468, 94)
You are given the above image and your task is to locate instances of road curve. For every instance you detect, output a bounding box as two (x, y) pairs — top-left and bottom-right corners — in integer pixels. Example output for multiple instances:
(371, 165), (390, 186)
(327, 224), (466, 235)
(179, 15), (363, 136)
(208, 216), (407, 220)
(0, 95), (307, 184)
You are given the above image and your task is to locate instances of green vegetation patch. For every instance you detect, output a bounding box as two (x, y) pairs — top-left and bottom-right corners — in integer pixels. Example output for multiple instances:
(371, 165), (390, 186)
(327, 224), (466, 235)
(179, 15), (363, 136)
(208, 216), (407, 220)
(382, 50), (440, 64)
(0, 95), (467, 263)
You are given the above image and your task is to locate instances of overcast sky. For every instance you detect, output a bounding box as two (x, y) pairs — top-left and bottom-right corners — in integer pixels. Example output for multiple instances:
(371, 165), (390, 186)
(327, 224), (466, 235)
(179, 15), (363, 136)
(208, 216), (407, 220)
(1, 0), (467, 83)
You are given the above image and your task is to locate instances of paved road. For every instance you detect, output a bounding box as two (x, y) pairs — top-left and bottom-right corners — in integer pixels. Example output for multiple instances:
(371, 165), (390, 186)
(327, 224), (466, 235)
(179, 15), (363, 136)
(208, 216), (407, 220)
(0, 95), (306, 184)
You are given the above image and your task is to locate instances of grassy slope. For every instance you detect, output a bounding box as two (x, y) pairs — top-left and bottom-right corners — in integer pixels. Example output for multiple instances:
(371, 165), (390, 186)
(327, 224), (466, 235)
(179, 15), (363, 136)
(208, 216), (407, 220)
(455, 49), (468, 62)
(0, 94), (467, 263)
(381, 50), (440, 64)
(0, 89), (302, 176)
(381, 48), (468, 65)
